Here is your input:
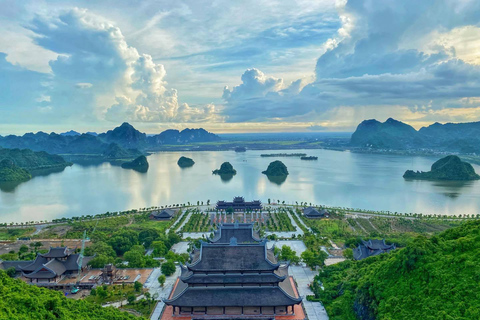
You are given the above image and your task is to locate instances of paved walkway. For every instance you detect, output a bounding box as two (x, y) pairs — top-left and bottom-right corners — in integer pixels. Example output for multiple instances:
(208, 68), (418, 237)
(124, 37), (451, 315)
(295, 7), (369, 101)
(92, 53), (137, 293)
(170, 242), (190, 254)
(289, 265), (329, 320)
(102, 294), (145, 308)
(182, 232), (210, 239)
(267, 240), (307, 255)
(145, 266), (182, 320)
(283, 209), (305, 236)
(170, 210), (195, 233)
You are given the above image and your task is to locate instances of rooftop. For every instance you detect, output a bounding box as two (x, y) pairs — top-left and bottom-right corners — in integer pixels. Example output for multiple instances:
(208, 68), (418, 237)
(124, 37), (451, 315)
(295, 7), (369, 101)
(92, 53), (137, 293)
(210, 223), (261, 244)
(187, 241), (278, 272)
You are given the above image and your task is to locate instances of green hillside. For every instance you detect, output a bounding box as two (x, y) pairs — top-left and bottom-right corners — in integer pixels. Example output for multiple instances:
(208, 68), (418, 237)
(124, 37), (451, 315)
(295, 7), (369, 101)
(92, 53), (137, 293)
(0, 159), (32, 182)
(0, 148), (71, 170)
(0, 271), (142, 320)
(315, 220), (480, 320)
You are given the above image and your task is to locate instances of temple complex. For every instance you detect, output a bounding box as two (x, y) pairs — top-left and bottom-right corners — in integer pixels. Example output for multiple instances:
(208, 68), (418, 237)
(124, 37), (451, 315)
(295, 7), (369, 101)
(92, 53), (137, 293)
(163, 223), (304, 319)
(216, 196), (262, 212)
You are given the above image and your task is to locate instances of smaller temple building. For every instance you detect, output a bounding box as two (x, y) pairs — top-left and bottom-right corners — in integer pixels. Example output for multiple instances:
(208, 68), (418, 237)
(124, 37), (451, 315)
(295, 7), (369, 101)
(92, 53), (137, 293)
(150, 208), (176, 220)
(353, 239), (396, 260)
(303, 207), (328, 218)
(216, 196), (262, 212)
(0, 247), (91, 285)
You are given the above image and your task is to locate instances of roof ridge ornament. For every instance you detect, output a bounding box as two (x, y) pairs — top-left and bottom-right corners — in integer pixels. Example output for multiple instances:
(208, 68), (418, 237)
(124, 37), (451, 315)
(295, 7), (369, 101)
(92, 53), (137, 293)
(230, 236), (238, 246)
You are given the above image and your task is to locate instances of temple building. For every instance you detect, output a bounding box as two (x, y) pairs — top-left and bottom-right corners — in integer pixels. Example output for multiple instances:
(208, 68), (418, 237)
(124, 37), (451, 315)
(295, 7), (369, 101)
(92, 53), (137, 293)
(353, 239), (396, 260)
(163, 224), (304, 319)
(0, 247), (91, 285)
(216, 196), (262, 212)
(150, 208), (176, 220)
(209, 222), (261, 244)
(302, 207), (328, 218)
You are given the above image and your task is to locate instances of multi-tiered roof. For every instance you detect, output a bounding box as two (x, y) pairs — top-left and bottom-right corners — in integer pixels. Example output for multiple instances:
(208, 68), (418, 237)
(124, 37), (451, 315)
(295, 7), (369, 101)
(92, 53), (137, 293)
(164, 224), (301, 312)
(19, 247), (89, 280)
(353, 239), (396, 260)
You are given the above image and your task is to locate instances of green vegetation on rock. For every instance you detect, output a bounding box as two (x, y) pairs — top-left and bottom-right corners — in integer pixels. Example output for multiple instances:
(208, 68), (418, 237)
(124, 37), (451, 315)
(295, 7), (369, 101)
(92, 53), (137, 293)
(212, 162), (237, 175)
(0, 159), (32, 182)
(0, 147), (71, 171)
(177, 156), (195, 168)
(403, 155), (480, 180)
(262, 160), (288, 176)
(121, 155), (149, 172)
(314, 220), (480, 320)
(0, 270), (140, 319)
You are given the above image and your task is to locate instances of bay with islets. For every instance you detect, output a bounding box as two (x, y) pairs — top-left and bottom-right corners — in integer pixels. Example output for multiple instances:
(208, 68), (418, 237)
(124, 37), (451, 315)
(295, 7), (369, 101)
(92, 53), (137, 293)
(1, 149), (480, 223)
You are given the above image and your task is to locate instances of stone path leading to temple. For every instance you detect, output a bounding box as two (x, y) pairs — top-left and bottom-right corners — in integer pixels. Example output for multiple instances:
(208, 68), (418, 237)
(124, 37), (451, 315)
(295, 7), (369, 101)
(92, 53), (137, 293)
(289, 265), (329, 320)
(166, 210), (192, 234)
(144, 266), (182, 320)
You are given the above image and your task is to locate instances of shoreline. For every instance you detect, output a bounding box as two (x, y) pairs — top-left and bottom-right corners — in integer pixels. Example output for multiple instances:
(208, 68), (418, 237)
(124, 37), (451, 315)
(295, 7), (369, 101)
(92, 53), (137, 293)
(1, 202), (477, 230)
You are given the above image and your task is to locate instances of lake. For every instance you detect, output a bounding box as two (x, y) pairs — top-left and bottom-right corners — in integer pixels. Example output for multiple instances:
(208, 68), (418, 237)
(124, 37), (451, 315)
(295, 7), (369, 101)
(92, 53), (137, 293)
(1, 149), (479, 223)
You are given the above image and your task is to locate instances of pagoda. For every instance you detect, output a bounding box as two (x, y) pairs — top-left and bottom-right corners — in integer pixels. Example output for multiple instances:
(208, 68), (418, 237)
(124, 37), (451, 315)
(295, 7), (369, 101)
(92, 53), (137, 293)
(163, 223), (303, 319)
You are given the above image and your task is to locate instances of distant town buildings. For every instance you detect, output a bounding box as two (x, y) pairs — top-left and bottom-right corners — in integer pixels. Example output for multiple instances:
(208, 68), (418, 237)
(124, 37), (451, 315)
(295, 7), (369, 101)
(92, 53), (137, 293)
(353, 239), (396, 260)
(163, 223), (303, 319)
(303, 206), (328, 218)
(216, 196), (262, 212)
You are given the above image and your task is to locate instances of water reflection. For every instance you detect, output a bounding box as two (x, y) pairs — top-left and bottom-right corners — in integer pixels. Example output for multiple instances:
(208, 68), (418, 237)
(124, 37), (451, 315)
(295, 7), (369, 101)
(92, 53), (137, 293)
(1, 149), (480, 223)
(0, 181), (23, 193)
(266, 175), (287, 185)
(219, 174), (235, 182)
(432, 181), (473, 198)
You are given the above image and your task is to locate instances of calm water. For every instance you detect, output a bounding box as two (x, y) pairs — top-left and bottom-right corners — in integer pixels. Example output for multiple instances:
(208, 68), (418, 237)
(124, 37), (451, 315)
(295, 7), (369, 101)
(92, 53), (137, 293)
(1, 149), (480, 223)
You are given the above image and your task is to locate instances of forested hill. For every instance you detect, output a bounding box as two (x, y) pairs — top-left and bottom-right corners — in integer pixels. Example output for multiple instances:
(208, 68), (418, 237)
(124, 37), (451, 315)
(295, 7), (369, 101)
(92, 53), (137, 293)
(315, 220), (480, 320)
(0, 271), (141, 320)
(0, 148), (71, 170)
(350, 118), (480, 153)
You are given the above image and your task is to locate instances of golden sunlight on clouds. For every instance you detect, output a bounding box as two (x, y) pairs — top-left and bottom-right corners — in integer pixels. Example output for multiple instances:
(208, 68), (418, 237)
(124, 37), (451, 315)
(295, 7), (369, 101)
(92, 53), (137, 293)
(432, 26), (480, 65)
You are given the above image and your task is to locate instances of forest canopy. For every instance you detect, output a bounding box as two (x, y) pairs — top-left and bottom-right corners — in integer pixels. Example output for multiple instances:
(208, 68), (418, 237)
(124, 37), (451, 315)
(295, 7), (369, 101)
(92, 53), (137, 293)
(314, 220), (480, 320)
(0, 270), (141, 320)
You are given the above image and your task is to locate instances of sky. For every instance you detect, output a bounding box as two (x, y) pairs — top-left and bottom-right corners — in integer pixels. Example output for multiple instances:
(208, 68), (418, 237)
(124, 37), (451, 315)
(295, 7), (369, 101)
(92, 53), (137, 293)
(1, 0), (480, 134)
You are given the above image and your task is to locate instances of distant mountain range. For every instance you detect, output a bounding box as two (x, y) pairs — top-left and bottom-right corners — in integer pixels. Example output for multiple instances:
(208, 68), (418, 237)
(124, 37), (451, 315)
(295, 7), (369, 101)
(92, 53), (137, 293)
(350, 118), (480, 153)
(0, 123), (220, 160)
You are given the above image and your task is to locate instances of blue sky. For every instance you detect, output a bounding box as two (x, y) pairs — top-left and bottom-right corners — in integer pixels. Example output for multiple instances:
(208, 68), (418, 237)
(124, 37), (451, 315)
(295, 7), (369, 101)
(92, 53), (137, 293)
(1, 0), (480, 134)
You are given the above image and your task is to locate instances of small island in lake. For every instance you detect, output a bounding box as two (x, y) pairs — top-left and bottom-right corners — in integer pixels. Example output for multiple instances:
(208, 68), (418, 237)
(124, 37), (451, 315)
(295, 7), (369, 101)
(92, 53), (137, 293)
(213, 162), (237, 175)
(262, 160), (289, 177)
(121, 155), (149, 172)
(0, 159), (32, 182)
(301, 156), (318, 160)
(235, 146), (246, 152)
(177, 156), (195, 168)
(403, 155), (480, 181)
(261, 153), (306, 157)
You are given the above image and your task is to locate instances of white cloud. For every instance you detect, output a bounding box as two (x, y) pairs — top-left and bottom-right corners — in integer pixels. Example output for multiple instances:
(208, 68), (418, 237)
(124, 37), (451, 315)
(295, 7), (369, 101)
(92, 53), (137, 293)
(221, 0), (480, 127)
(76, 83), (93, 89)
(23, 8), (220, 124)
(222, 68), (284, 102)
